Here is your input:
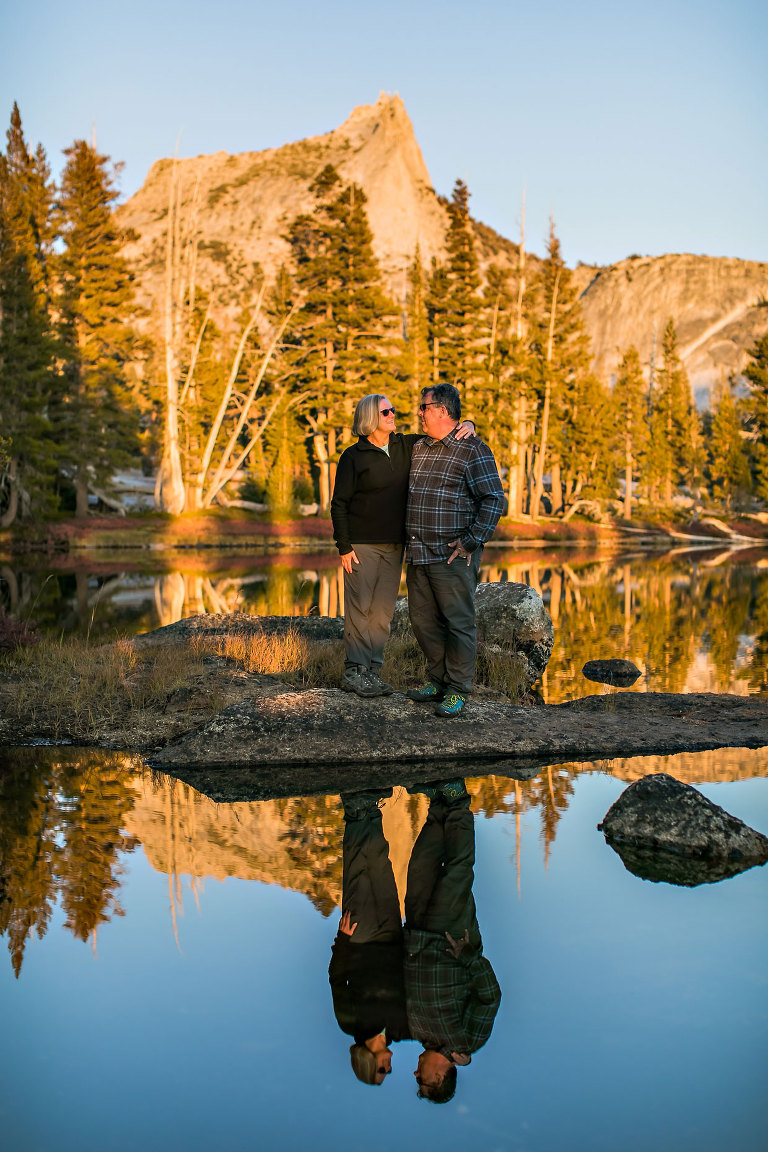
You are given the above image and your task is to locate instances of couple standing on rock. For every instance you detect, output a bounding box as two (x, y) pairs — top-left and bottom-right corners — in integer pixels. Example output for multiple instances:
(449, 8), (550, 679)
(329, 781), (500, 1103)
(330, 383), (505, 718)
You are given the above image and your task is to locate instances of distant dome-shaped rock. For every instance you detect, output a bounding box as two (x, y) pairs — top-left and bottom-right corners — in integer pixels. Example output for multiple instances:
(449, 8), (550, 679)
(582, 659), (641, 687)
(598, 773), (768, 878)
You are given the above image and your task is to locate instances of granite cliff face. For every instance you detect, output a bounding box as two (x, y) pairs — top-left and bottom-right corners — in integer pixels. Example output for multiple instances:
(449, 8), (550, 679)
(117, 94), (768, 400)
(573, 255), (768, 403)
(117, 93), (519, 320)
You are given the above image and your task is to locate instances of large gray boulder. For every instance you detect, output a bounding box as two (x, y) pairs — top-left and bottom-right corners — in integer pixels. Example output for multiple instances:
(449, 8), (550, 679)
(130, 611), (344, 648)
(392, 580), (553, 686)
(599, 773), (768, 884)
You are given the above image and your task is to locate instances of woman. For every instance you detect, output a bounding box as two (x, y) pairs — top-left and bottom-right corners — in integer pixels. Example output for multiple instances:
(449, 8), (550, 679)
(330, 394), (474, 697)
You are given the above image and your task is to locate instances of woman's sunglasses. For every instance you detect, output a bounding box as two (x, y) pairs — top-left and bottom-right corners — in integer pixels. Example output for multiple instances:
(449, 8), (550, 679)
(379, 407), (396, 417)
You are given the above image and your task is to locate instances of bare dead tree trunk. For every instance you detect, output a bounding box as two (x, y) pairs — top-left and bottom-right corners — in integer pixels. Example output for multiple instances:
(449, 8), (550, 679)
(623, 419), (633, 519)
(155, 155), (186, 515)
(515, 188), (526, 342)
(531, 267), (561, 519)
(0, 459), (19, 528)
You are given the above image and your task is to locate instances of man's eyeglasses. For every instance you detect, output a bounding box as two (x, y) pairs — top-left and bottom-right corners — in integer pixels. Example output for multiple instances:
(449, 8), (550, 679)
(379, 407), (396, 417)
(418, 402), (442, 412)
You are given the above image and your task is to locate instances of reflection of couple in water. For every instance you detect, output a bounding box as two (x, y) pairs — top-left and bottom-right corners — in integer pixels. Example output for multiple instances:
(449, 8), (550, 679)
(329, 781), (501, 1104)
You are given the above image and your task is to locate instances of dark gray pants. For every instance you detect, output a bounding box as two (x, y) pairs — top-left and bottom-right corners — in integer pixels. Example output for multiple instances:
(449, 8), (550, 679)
(343, 542), (403, 670)
(404, 797), (480, 944)
(406, 549), (482, 695)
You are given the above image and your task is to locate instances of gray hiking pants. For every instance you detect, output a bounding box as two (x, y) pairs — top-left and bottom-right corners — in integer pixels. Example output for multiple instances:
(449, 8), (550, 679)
(343, 542), (403, 670)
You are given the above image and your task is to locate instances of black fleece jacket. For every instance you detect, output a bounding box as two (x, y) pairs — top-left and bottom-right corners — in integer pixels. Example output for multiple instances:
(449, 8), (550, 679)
(331, 433), (420, 555)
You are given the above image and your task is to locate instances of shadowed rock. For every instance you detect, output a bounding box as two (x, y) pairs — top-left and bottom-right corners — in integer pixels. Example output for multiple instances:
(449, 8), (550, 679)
(598, 773), (768, 881)
(583, 659), (642, 687)
(605, 839), (766, 887)
(149, 693), (768, 780)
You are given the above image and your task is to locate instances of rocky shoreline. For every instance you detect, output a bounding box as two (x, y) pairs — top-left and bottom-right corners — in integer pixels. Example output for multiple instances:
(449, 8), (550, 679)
(2, 587), (768, 803)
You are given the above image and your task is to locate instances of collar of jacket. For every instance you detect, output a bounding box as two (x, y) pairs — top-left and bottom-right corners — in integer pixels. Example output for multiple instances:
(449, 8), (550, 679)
(356, 433), (397, 451)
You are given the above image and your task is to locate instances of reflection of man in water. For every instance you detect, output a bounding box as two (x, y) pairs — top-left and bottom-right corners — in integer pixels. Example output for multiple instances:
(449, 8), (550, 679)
(404, 780), (501, 1104)
(328, 790), (409, 1085)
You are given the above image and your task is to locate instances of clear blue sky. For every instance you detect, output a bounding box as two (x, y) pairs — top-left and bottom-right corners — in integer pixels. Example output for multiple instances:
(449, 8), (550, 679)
(2, 0), (766, 266)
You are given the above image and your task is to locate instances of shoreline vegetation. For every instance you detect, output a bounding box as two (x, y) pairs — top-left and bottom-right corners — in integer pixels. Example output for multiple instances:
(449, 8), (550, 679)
(4, 509), (768, 555)
(0, 625), (531, 749)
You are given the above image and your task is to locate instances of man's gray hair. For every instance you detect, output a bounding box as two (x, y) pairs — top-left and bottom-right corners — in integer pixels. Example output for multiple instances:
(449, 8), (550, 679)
(422, 383), (461, 421)
(353, 394), (388, 437)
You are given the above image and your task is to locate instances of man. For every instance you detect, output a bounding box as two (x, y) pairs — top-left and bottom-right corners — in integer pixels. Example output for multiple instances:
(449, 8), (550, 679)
(404, 780), (501, 1104)
(406, 383), (505, 717)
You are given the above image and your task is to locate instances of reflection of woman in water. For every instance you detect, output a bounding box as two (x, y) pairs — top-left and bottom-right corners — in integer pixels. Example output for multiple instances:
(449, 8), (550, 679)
(330, 395), (475, 699)
(328, 790), (409, 1085)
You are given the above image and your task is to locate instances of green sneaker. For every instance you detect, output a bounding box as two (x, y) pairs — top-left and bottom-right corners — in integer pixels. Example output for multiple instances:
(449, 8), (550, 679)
(407, 682), (445, 702)
(434, 692), (466, 718)
(438, 779), (469, 803)
(406, 782), (440, 800)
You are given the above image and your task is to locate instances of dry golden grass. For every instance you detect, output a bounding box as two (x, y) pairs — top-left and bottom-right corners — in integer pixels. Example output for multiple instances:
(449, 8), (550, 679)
(0, 636), (206, 736)
(0, 625), (530, 738)
(209, 627), (310, 676)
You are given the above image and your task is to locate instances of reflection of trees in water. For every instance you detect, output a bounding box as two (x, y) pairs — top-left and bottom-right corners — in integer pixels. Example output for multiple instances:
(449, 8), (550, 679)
(471, 768), (578, 867)
(0, 751), (139, 976)
(8, 552), (768, 695)
(274, 795), (344, 916)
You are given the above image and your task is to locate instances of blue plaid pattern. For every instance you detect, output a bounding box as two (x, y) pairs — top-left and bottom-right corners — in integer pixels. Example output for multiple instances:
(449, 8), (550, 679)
(405, 929), (501, 1057)
(406, 428), (504, 564)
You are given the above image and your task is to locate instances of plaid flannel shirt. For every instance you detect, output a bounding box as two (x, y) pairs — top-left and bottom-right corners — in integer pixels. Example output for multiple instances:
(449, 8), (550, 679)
(404, 928), (501, 1058)
(405, 428), (505, 563)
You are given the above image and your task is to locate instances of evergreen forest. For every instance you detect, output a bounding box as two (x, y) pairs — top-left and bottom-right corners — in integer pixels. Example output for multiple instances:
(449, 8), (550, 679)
(2, 104), (768, 528)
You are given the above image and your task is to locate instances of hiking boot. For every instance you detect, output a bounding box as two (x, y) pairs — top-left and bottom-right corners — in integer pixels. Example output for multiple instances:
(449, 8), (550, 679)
(341, 665), (380, 698)
(366, 669), (394, 696)
(406, 782), (440, 800)
(407, 681), (445, 703)
(434, 692), (466, 718)
(437, 779), (469, 803)
(341, 788), (394, 820)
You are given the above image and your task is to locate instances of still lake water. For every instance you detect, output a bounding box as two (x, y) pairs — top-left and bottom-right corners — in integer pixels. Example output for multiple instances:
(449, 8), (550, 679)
(1, 544), (767, 1150)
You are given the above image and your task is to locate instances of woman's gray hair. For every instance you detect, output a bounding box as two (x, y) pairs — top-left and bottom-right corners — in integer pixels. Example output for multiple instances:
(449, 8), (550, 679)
(349, 1043), (380, 1085)
(353, 394), (388, 438)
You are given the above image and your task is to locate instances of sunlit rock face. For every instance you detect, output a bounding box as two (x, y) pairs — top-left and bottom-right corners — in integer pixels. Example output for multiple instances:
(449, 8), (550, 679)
(115, 93), (509, 326)
(117, 95), (768, 403)
(573, 254), (768, 403)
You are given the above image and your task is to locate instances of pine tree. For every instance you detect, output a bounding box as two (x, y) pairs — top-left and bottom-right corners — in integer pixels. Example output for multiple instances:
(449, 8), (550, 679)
(0, 104), (57, 525)
(743, 334), (768, 504)
(612, 346), (649, 518)
(707, 377), (750, 508)
(529, 220), (592, 516)
(403, 246), (431, 426)
(647, 320), (695, 505)
(57, 760), (138, 943)
(56, 140), (140, 516)
(285, 166), (400, 508)
(264, 396), (309, 522)
(426, 180), (484, 406)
